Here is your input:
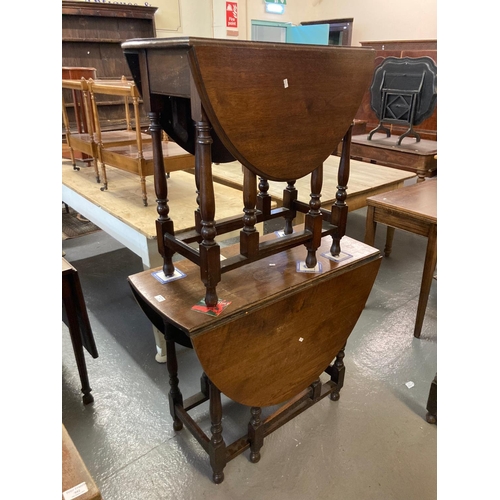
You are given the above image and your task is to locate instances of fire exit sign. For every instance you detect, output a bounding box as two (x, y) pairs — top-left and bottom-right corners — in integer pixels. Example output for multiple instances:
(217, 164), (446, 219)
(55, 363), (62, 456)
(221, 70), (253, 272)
(265, 0), (287, 4)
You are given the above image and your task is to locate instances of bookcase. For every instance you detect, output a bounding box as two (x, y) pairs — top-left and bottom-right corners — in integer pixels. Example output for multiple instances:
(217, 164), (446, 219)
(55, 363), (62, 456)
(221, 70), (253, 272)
(62, 1), (157, 131)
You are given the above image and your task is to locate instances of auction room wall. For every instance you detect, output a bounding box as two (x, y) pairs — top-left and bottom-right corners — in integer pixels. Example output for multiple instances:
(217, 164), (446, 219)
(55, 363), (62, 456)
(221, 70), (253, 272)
(72, 0), (436, 45)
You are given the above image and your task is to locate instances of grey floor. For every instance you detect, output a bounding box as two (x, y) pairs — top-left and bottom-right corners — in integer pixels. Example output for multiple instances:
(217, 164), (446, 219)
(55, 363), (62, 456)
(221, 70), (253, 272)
(62, 188), (437, 500)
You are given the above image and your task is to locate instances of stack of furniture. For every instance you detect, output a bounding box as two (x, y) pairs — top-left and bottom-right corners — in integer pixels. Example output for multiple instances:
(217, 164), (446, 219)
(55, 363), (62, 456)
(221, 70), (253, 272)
(62, 77), (195, 206)
(123, 36), (382, 483)
(88, 79), (195, 206)
(62, 77), (101, 181)
(62, 76), (152, 183)
(62, 66), (97, 164)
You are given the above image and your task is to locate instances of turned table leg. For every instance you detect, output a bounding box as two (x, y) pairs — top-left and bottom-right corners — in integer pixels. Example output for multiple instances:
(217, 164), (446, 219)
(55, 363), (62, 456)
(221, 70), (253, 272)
(329, 346), (346, 401)
(208, 380), (227, 484)
(248, 406), (264, 463)
(165, 329), (183, 431)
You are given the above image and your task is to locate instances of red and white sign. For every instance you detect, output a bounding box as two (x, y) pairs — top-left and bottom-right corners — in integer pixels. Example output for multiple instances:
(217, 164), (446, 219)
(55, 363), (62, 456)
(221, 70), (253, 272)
(226, 2), (238, 30)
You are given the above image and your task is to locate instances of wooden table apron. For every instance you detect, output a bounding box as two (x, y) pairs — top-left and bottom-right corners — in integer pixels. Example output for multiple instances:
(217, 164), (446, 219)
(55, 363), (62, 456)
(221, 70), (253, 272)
(129, 236), (381, 407)
(337, 133), (437, 182)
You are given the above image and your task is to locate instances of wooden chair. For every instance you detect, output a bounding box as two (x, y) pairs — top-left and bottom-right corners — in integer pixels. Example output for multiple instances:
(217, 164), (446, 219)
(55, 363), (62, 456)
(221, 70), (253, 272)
(88, 79), (195, 206)
(124, 38), (382, 483)
(62, 76), (152, 184)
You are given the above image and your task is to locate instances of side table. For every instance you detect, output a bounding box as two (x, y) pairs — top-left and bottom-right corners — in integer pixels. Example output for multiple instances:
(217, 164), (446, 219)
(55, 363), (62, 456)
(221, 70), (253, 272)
(364, 179), (437, 337)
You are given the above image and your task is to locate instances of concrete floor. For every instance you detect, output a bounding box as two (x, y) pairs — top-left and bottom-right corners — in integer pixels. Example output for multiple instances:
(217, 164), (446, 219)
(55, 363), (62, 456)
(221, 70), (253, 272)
(62, 197), (437, 500)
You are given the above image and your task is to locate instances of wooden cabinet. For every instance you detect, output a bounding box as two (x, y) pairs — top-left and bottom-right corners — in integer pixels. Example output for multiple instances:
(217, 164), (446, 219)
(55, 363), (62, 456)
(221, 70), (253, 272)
(62, 1), (157, 78)
(62, 1), (157, 131)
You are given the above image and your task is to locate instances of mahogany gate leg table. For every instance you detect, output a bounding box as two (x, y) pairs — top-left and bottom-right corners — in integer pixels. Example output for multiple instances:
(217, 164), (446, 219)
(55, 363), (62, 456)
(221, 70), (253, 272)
(364, 178), (437, 338)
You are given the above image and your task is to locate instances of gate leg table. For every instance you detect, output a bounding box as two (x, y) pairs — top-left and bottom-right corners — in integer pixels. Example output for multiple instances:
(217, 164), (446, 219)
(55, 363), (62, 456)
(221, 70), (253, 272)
(128, 235), (381, 483)
(364, 178), (437, 338)
(122, 36), (380, 482)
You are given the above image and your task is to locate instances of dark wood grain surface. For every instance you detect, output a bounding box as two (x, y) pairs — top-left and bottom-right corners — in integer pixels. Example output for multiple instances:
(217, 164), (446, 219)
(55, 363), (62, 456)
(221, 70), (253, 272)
(129, 235), (381, 406)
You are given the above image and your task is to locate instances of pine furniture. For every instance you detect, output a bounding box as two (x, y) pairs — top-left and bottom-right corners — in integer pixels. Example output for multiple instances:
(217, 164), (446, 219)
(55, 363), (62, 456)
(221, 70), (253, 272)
(62, 77), (195, 206)
(62, 76), (151, 183)
(88, 79), (194, 206)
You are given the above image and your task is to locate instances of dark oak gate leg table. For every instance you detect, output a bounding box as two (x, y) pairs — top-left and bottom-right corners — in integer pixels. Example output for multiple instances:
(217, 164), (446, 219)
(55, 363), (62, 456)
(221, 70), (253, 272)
(121, 36), (381, 483)
(364, 179), (437, 338)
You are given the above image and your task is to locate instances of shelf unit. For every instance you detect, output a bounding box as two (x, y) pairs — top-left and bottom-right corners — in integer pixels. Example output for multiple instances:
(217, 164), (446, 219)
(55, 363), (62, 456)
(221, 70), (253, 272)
(62, 1), (157, 131)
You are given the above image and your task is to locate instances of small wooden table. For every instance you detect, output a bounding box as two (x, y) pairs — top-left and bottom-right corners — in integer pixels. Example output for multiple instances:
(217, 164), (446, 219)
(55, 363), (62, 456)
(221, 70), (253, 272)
(128, 235), (381, 483)
(62, 258), (98, 404)
(337, 133), (437, 183)
(364, 178), (437, 337)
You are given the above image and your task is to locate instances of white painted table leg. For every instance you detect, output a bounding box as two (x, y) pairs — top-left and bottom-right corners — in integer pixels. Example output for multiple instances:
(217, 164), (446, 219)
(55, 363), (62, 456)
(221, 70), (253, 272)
(153, 326), (167, 363)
